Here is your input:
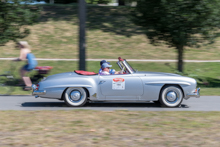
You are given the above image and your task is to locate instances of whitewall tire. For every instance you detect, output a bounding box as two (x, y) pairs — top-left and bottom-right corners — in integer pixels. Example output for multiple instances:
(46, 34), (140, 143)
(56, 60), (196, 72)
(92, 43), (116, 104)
(64, 87), (87, 107)
(159, 85), (183, 108)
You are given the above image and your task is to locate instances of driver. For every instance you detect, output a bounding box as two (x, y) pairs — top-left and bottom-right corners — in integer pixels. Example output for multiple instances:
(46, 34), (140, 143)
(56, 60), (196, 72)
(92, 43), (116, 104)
(99, 60), (115, 75)
(100, 63), (121, 75)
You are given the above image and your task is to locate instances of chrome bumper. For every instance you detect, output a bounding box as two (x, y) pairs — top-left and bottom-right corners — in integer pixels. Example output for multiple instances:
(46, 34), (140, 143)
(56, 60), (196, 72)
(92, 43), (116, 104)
(32, 84), (46, 97)
(33, 90), (46, 95)
(186, 88), (200, 98)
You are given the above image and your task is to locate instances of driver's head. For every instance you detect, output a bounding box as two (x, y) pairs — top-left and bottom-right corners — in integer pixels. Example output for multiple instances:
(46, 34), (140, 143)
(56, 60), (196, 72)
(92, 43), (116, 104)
(100, 60), (110, 67)
(101, 63), (112, 72)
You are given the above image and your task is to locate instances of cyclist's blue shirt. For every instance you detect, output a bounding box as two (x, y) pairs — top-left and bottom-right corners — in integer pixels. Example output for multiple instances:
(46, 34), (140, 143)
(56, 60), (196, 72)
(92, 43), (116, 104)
(24, 53), (38, 71)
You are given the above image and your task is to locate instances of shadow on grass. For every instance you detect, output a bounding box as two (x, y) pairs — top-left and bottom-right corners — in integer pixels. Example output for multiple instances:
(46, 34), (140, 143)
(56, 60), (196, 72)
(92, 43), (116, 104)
(39, 5), (143, 37)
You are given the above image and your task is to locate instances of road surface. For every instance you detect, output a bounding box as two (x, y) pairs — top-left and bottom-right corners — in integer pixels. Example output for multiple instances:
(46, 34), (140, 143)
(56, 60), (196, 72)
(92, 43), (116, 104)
(0, 96), (219, 111)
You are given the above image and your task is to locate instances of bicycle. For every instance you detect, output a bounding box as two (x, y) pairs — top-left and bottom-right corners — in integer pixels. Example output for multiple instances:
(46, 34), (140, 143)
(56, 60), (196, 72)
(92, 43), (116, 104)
(0, 63), (53, 95)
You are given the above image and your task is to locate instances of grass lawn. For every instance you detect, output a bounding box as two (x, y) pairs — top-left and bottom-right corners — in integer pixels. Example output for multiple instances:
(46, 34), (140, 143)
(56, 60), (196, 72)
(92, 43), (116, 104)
(0, 60), (219, 95)
(1, 5), (220, 60)
(0, 110), (220, 146)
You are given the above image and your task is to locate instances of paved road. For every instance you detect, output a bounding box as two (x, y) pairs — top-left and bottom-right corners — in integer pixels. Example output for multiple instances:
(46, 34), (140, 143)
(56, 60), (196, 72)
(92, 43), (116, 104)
(0, 96), (219, 111)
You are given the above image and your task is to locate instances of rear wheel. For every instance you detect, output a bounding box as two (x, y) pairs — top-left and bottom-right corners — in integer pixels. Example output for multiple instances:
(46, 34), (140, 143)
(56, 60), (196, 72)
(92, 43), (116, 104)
(159, 85), (183, 108)
(64, 87), (88, 107)
(0, 76), (14, 95)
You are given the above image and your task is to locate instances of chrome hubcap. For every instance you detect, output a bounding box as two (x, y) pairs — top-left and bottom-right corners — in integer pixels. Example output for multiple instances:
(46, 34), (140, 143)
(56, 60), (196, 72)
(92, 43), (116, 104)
(166, 91), (177, 102)
(70, 91), (81, 101)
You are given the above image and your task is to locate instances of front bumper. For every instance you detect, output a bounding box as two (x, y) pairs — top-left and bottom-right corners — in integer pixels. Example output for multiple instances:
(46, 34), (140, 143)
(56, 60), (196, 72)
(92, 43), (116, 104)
(32, 84), (46, 97)
(186, 88), (200, 98)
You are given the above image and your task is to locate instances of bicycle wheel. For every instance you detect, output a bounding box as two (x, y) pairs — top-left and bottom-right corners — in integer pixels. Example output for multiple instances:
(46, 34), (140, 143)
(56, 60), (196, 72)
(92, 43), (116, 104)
(0, 75), (14, 95)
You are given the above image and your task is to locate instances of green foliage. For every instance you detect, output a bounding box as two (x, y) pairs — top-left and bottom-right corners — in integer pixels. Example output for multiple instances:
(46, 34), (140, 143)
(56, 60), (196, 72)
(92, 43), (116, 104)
(44, 0), (111, 4)
(86, 0), (111, 4)
(131, 0), (220, 72)
(0, 0), (41, 45)
(44, 0), (77, 4)
(131, 0), (220, 48)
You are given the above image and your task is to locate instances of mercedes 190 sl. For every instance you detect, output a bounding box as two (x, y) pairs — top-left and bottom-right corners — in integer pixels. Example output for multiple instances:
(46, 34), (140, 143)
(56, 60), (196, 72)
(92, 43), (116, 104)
(32, 57), (200, 108)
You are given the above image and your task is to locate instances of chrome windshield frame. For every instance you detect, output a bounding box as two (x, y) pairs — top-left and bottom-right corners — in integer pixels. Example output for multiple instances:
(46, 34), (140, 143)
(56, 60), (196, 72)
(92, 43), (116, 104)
(117, 59), (135, 74)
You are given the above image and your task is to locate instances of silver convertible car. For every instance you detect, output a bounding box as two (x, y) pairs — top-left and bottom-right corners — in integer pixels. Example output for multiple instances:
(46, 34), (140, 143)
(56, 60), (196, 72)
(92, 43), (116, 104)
(32, 57), (200, 108)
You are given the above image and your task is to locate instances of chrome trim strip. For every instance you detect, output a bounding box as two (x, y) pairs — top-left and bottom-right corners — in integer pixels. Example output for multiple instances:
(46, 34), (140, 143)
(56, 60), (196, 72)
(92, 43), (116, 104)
(145, 82), (191, 86)
(46, 85), (92, 88)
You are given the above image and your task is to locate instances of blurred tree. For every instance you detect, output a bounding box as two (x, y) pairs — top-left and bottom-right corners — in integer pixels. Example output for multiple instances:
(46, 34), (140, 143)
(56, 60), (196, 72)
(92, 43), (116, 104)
(44, 0), (111, 4)
(50, 0), (54, 4)
(131, 0), (220, 72)
(118, 0), (125, 5)
(44, 0), (76, 4)
(0, 0), (40, 46)
(119, 0), (137, 6)
(86, 0), (111, 4)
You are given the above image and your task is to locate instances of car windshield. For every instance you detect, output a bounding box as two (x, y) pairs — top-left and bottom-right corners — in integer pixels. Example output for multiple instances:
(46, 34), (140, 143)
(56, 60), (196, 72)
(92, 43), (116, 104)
(124, 60), (136, 73)
(117, 59), (136, 74)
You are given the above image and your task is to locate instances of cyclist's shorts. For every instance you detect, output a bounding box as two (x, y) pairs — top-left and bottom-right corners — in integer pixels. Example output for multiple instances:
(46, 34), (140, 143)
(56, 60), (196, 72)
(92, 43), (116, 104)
(22, 64), (36, 71)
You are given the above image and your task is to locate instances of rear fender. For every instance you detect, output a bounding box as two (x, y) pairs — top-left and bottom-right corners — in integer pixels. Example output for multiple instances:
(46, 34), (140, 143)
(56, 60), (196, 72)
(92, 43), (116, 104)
(39, 77), (98, 99)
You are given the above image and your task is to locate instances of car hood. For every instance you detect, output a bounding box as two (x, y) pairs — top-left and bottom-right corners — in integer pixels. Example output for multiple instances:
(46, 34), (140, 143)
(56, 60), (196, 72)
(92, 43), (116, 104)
(134, 71), (182, 77)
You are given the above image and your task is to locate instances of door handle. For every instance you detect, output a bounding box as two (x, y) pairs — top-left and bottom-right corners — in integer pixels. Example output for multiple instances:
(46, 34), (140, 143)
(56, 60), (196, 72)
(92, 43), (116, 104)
(99, 81), (106, 84)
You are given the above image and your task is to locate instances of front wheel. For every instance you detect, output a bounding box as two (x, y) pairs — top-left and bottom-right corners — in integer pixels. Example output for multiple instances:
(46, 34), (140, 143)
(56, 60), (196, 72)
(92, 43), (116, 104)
(64, 87), (88, 107)
(159, 85), (183, 108)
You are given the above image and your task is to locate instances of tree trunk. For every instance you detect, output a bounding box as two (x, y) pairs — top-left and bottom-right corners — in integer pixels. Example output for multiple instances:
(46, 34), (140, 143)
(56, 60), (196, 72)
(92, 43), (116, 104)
(118, 0), (125, 6)
(177, 45), (184, 72)
(1, 0), (5, 20)
(78, 0), (86, 71)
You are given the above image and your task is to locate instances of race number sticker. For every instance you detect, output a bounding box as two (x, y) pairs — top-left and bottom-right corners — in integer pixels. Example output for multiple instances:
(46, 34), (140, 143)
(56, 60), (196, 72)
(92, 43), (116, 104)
(112, 78), (125, 90)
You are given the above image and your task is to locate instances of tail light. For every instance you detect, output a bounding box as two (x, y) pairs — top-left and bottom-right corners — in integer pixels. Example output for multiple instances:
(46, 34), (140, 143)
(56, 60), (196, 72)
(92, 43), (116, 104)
(36, 84), (39, 90)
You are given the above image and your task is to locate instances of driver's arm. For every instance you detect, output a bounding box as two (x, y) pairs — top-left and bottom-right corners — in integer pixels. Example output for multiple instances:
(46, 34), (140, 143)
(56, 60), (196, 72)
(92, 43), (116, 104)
(113, 70), (124, 74)
(110, 69), (122, 74)
(115, 71), (122, 74)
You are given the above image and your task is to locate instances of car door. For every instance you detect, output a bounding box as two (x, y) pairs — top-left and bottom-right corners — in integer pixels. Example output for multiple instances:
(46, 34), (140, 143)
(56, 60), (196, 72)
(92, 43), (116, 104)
(99, 74), (144, 100)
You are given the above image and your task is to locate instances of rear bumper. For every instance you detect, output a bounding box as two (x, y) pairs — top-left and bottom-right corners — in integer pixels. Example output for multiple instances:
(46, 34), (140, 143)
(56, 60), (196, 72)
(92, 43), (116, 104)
(186, 88), (200, 98)
(32, 84), (46, 97)
(33, 90), (46, 95)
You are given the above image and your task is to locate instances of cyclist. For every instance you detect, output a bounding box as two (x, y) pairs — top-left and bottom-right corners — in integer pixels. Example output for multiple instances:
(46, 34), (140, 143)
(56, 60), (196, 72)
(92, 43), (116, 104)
(13, 41), (38, 90)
